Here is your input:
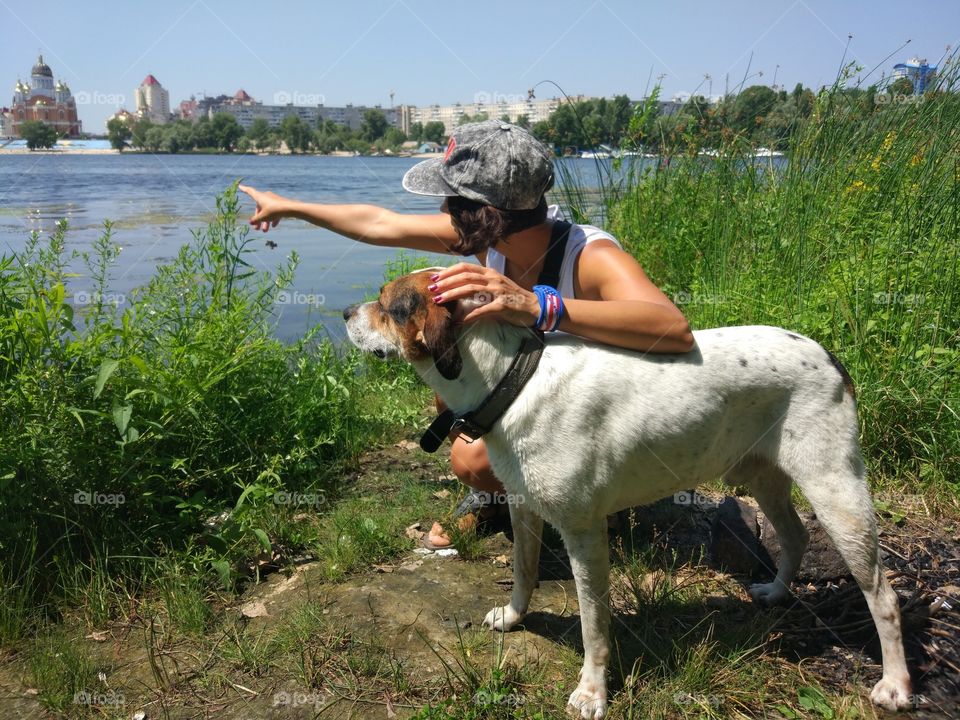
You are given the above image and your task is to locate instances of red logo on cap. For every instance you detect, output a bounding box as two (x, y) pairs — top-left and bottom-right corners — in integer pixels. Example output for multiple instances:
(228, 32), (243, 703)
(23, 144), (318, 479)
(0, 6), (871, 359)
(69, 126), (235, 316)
(443, 137), (457, 163)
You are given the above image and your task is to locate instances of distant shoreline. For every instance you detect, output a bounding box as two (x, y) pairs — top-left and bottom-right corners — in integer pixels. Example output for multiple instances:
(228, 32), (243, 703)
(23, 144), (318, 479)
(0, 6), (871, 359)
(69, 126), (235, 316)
(0, 146), (444, 158)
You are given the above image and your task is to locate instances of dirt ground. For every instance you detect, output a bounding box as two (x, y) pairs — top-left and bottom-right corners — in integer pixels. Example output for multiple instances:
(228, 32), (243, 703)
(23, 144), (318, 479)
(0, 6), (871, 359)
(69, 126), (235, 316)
(1, 443), (958, 719)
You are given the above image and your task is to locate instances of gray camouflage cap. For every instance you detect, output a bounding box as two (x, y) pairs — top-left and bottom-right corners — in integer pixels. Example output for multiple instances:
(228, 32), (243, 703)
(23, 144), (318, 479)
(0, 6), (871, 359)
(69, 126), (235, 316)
(402, 120), (554, 210)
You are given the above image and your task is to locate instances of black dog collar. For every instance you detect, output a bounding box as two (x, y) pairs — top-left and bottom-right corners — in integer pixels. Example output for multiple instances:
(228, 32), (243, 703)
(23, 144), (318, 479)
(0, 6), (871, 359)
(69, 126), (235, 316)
(420, 330), (545, 452)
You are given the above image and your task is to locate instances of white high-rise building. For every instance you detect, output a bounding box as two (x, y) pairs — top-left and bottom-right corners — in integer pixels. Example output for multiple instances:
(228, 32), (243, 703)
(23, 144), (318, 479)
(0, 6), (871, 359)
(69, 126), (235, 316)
(135, 74), (170, 124)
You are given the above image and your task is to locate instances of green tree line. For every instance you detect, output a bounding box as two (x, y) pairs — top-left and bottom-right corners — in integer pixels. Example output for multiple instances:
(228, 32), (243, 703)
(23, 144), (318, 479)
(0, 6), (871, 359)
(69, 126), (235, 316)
(104, 108), (442, 155)
(23, 76), (939, 156)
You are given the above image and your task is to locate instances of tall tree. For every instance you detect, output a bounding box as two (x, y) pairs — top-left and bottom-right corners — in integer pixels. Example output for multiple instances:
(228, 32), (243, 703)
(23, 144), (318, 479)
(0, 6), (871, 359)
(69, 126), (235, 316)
(360, 109), (388, 142)
(279, 115), (312, 153)
(19, 120), (58, 150)
(730, 85), (778, 132)
(422, 121), (445, 144)
(106, 118), (132, 151)
(246, 118), (271, 151)
(211, 112), (243, 152)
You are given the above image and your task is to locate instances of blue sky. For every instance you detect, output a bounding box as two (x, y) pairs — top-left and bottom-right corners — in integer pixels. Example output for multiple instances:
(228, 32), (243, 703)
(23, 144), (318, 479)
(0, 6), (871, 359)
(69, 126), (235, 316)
(3, 0), (958, 132)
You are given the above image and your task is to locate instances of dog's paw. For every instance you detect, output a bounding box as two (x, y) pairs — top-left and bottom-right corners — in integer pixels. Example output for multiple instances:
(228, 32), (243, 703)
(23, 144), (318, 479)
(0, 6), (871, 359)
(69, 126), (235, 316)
(566, 679), (607, 719)
(482, 605), (522, 632)
(748, 580), (790, 606)
(870, 675), (912, 711)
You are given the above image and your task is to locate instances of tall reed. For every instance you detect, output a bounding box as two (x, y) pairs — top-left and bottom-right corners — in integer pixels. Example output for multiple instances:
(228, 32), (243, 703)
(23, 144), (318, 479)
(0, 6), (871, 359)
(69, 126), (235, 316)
(606, 58), (960, 493)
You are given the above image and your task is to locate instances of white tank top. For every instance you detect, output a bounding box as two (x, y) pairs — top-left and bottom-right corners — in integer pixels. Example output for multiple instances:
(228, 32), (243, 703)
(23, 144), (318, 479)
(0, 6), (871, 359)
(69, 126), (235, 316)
(483, 205), (621, 298)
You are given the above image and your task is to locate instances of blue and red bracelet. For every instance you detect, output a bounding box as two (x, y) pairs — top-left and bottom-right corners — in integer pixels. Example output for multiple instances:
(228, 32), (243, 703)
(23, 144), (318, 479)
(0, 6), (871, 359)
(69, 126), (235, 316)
(533, 285), (565, 332)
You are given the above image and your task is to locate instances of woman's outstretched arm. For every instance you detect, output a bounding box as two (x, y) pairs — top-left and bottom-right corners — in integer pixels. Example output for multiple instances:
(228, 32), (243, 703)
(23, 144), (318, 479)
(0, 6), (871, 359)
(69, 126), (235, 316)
(238, 184), (460, 254)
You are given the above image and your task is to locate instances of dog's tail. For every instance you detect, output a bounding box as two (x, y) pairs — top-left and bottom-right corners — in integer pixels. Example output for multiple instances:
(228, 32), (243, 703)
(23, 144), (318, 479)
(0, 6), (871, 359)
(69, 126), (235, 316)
(823, 348), (856, 400)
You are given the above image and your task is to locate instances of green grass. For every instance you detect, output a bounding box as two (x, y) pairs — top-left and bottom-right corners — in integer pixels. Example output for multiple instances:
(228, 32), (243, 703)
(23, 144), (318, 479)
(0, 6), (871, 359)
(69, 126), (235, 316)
(0, 182), (433, 646)
(2, 54), (958, 719)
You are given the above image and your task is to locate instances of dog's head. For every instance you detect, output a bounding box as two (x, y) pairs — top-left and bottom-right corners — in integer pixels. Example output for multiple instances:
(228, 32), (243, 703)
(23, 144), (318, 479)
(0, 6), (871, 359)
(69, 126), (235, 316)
(343, 269), (464, 380)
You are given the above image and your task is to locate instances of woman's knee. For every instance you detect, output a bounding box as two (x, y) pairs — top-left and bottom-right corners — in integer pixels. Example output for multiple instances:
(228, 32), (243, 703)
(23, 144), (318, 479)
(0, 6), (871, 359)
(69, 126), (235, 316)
(450, 437), (491, 481)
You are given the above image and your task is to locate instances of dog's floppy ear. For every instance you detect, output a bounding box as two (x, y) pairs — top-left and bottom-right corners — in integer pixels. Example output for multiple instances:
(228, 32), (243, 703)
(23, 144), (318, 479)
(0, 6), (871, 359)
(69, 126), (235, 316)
(422, 301), (462, 380)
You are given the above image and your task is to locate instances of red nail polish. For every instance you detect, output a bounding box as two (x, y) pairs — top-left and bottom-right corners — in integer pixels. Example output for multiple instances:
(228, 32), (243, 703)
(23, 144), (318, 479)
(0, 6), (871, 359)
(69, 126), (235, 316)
(427, 283), (438, 292)
(433, 295), (443, 303)
(429, 274), (440, 282)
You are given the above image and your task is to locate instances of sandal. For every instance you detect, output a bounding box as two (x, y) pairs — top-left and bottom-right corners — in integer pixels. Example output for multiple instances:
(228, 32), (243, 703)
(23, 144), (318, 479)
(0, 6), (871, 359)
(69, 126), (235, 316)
(424, 491), (510, 549)
(454, 490), (510, 532)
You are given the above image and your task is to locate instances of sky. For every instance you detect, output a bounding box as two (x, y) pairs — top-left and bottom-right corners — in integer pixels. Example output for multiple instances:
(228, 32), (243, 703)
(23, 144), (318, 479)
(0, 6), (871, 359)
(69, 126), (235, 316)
(3, 0), (959, 132)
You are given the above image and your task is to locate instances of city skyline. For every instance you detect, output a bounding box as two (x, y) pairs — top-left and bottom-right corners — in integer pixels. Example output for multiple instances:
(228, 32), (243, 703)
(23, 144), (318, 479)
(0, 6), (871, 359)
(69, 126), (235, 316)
(3, 0), (959, 132)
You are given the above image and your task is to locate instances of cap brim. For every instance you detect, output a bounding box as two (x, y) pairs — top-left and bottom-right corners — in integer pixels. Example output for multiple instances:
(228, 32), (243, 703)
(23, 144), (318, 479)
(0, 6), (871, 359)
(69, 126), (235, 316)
(402, 158), (458, 197)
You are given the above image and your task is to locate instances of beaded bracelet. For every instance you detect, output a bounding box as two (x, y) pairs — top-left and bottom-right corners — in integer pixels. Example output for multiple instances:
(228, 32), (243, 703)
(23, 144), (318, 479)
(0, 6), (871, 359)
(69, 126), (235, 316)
(532, 285), (565, 332)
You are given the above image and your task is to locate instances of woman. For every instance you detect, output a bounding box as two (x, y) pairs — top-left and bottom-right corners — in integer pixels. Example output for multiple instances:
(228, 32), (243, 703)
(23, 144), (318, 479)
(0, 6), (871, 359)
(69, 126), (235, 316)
(239, 120), (694, 548)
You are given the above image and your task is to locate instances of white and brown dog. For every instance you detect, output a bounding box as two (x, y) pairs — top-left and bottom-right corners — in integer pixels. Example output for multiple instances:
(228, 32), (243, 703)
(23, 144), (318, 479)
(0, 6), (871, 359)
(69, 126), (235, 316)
(344, 270), (912, 718)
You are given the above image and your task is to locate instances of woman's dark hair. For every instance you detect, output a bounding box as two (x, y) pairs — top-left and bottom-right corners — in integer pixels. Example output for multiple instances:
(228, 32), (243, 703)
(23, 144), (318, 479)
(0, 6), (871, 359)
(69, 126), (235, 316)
(446, 196), (548, 256)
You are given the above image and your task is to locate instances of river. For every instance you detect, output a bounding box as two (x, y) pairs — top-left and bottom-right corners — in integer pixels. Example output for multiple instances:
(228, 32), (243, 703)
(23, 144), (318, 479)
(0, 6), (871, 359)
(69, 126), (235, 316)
(0, 153), (621, 340)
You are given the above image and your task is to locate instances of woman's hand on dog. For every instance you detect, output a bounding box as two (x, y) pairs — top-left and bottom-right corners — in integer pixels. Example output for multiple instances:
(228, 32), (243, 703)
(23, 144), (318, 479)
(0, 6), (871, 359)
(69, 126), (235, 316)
(428, 263), (540, 327)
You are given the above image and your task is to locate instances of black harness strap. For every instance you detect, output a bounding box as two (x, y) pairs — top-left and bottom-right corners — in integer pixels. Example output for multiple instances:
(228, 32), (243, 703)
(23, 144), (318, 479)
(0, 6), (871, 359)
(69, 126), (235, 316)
(540, 219), (571, 290)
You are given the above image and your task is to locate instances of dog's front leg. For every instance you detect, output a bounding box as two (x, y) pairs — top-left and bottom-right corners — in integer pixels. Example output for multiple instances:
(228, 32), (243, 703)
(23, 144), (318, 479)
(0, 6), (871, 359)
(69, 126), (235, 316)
(483, 500), (542, 631)
(563, 524), (610, 720)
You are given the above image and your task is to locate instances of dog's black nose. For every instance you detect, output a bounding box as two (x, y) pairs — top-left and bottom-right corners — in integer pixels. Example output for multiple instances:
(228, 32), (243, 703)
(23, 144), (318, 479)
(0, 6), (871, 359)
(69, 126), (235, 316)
(343, 304), (358, 321)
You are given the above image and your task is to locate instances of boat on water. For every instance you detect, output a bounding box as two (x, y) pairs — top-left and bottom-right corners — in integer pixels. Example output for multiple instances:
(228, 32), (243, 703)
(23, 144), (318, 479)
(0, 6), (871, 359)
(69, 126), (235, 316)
(580, 144), (614, 159)
(754, 147), (785, 158)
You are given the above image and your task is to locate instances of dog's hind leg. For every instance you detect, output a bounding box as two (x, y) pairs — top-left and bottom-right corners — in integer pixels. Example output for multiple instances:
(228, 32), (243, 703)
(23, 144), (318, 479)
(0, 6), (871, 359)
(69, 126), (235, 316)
(483, 501), (543, 632)
(736, 459), (809, 606)
(785, 452), (912, 711)
(562, 523), (610, 720)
